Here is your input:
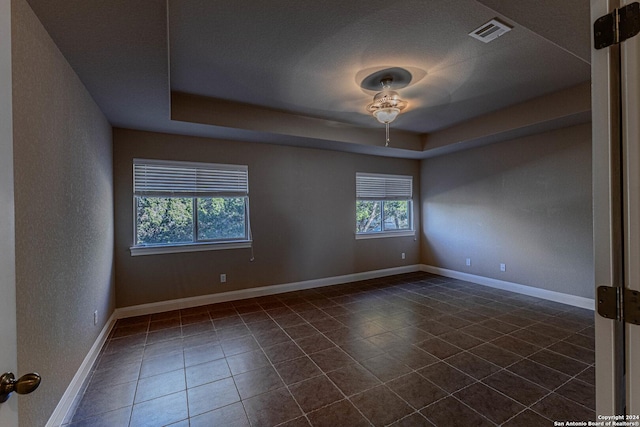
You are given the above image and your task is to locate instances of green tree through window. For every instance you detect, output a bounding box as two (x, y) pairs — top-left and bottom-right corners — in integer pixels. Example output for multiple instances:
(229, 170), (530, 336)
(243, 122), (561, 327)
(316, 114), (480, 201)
(136, 197), (193, 245)
(133, 160), (250, 248)
(197, 197), (246, 240)
(355, 172), (413, 236)
(356, 200), (411, 233)
(136, 197), (247, 245)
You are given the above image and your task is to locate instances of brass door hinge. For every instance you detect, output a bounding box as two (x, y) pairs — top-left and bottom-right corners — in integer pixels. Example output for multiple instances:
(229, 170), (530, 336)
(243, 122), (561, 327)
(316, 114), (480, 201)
(597, 286), (640, 325)
(595, 2), (640, 49)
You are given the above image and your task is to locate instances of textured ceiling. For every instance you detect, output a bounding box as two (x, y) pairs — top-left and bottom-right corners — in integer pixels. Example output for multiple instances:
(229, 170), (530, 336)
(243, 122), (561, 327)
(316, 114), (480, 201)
(25, 0), (592, 158)
(477, 0), (591, 62)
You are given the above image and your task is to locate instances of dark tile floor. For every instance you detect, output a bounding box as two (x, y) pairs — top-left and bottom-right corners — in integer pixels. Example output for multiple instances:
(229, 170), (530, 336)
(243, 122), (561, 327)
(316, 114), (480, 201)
(63, 272), (596, 426)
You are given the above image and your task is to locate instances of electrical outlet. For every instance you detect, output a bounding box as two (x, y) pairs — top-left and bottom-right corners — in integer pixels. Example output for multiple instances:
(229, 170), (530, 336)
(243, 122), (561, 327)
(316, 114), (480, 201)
(220, 274), (227, 283)
(500, 263), (506, 272)
(93, 310), (98, 326)
(466, 258), (471, 267)
(401, 252), (406, 260)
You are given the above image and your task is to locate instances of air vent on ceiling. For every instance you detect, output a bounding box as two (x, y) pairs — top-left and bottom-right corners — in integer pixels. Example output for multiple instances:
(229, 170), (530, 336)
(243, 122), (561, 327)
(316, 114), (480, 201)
(469, 18), (512, 43)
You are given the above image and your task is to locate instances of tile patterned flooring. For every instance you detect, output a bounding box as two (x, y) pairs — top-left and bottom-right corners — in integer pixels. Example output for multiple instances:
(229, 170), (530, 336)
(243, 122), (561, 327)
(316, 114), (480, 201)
(64, 272), (596, 426)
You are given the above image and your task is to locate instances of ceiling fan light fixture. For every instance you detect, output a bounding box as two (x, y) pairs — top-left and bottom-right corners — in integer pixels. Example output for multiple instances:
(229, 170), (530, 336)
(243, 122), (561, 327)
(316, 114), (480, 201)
(372, 107), (401, 124)
(366, 89), (408, 119)
(366, 77), (408, 146)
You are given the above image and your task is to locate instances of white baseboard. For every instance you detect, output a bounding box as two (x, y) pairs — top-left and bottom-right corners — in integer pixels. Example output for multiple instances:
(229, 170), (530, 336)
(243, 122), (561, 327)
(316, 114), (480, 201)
(115, 264), (422, 319)
(46, 311), (118, 427)
(421, 264), (595, 310)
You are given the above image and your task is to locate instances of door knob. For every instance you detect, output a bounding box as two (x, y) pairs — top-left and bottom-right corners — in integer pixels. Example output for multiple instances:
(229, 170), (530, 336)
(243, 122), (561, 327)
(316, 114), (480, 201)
(0, 372), (41, 403)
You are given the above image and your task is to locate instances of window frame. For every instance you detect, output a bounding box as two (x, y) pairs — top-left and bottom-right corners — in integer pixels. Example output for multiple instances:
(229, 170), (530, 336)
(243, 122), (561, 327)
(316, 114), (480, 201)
(355, 172), (415, 239)
(130, 159), (252, 256)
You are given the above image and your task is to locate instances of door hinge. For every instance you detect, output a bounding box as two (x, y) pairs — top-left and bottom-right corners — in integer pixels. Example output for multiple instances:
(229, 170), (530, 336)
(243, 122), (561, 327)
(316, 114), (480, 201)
(594, 2), (640, 49)
(597, 285), (640, 325)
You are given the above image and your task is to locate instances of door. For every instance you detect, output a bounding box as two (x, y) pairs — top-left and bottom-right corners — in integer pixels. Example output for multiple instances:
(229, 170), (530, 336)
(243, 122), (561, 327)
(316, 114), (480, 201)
(0, 0), (18, 425)
(620, 0), (640, 414)
(592, 0), (640, 418)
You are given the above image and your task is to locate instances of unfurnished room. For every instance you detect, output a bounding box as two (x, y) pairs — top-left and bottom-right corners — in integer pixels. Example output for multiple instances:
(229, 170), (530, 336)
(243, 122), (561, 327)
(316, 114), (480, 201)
(1, 0), (639, 426)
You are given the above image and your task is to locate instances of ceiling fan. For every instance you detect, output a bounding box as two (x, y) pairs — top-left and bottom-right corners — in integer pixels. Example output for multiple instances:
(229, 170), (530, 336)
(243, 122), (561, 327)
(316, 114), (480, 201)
(363, 68), (411, 146)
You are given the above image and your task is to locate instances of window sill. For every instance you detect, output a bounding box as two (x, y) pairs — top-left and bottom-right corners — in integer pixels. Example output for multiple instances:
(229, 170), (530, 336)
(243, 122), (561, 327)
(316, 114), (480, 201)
(130, 240), (252, 256)
(355, 231), (415, 240)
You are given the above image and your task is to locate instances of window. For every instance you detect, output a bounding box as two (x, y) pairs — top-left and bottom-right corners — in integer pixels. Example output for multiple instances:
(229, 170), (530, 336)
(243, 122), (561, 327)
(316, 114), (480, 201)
(356, 172), (413, 238)
(131, 159), (251, 255)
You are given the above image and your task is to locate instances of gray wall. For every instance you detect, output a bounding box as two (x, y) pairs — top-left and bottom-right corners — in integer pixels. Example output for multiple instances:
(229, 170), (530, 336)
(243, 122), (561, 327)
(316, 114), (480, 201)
(421, 123), (594, 298)
(11, 0), (115, 425)
(114, 129), (420, 307)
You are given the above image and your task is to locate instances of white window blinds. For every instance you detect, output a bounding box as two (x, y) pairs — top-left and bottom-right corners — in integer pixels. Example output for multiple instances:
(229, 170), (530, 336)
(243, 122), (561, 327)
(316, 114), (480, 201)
(134, 159), (248, 197)
(356, 173), (412, 200)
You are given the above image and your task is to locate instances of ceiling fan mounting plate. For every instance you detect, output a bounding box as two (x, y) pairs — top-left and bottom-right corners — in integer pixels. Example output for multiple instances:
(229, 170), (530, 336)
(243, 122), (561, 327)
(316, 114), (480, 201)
(360, 67), (412, 91)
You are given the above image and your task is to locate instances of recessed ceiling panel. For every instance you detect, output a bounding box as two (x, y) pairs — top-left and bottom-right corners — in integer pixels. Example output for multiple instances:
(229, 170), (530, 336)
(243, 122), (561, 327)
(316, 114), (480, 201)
(25, 0), (591, 157)
(169, 0), (590, 133)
